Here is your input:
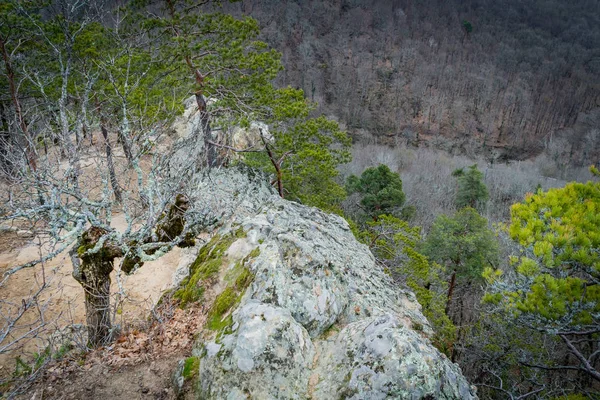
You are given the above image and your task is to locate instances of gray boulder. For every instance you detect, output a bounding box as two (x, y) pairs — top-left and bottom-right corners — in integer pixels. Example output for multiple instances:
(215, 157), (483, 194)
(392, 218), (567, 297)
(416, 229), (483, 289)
(198, 301), (314, 399)
(184, 168), (477, 399)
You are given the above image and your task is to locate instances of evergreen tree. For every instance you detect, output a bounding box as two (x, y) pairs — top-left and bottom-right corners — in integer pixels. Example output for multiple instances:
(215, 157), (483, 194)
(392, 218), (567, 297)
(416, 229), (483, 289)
(246, 114), (351, 212)
(453, 164), (488, 210)
(421, 207), (499, 360)
(346, 164), (406, 220)
(484, 170), (600, 383)
(421, 208), (498, 315)
(134, 0), (351, 209)
(135, 0), (286, 167)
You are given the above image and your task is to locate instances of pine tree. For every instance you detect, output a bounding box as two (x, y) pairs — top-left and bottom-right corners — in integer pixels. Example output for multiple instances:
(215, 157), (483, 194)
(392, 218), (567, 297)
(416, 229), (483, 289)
(453, 164), (488, 210)
(346, 164), (406, 220)
(484, 169), (600, 382)
(421, 208), (499, 314)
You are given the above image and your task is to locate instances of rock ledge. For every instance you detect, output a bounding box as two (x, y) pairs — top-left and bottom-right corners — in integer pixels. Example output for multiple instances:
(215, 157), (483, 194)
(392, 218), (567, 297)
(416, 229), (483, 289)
(184, 169), (477, 399)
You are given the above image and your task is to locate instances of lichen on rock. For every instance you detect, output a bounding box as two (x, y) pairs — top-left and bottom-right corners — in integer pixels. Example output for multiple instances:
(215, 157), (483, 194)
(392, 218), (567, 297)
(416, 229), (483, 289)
(179, 168), (477, 399)
(174, 228), (247, 307)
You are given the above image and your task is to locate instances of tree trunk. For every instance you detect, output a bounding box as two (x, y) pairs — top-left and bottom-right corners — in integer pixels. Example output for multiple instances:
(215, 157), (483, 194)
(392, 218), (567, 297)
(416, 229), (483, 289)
(101, 124), (122, 203)
(195, 92), (218, 168)
(79, 256), (113, 347)
(76, 75), (94, 149)
(445, 269), (457, 315)
(260, 129), (284, 197)
(71, 227), (123, 348)
(451, 283), (467, 363)
(118, 129), (134, 167)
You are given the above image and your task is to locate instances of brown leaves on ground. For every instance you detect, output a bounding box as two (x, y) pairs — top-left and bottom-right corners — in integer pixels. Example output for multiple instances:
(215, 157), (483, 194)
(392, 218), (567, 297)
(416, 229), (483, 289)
(18, 299), (207, 399)
(86, 299), (207, 369)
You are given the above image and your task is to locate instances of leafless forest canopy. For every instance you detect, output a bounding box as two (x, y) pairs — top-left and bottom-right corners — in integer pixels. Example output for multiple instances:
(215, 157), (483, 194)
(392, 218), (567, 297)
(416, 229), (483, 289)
(225, 0), (600, 165)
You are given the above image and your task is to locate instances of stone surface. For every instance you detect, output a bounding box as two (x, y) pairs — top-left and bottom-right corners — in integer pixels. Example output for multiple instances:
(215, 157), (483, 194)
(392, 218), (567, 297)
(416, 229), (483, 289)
(312, 313), (474, 399)
(185, 168), (477, 399)
(198, 301), (314, 399)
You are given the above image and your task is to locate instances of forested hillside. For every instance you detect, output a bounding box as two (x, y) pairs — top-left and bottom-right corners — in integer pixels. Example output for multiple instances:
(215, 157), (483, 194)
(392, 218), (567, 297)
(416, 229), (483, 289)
(0, 1), (599, 399)
(224, 0), (600, 165)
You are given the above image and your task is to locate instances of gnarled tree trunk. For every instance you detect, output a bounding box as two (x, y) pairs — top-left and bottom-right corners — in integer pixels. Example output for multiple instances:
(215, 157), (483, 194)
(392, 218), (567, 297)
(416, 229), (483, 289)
(71, 227), (123, 347)
(78, 256), (113, 347)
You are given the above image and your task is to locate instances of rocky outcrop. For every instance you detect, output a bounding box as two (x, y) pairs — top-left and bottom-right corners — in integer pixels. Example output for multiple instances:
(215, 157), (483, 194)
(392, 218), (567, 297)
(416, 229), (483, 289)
(182, 168), (477, 399)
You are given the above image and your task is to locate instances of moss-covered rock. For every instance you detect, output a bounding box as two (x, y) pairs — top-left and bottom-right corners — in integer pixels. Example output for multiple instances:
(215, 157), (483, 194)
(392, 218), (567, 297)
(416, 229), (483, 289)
(182, 356), (200, 379)
(187, 169), (477, 399)
(174, 228), (248, 307)
(207, 248), (258, 331)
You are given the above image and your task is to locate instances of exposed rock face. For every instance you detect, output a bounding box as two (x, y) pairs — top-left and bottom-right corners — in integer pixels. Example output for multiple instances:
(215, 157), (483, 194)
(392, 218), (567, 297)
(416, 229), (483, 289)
(172, 96), (269, 160)
(186, 168), (477, 399)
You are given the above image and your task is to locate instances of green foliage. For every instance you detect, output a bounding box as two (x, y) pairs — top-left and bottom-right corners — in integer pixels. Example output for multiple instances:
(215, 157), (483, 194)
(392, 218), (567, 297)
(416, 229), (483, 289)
(552, 395), (590, 400)
(11, 343), (70, 379)
(481, 180), (600, 389)
(246, 112), (351, 212)
(487, 181), (600, 330)
(278, 116), (351, 211)
(79, 21), (185, 133)
(421, 207), (499, 282)
(134, 1), (284, 126)
(346, 165), (406, 219)
(357, 214), (456, 354)
(462, 20), (473, 34)
(13, 357), (32, 377)
(130, 0), (352, 211)
(453, 165), (488, 210)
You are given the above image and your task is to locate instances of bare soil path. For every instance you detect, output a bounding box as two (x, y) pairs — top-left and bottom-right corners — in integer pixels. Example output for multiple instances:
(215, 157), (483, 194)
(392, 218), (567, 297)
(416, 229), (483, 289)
(0, 214), (201, 394)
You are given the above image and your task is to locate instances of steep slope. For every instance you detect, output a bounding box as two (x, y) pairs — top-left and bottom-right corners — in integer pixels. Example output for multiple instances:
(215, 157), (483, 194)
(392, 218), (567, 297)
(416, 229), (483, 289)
(222, 0), (600, 165)
(176, 168), (477, 399)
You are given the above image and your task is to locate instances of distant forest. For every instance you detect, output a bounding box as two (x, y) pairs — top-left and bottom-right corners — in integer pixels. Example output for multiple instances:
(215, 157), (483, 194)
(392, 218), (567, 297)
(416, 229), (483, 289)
(224, 0), (600, 165)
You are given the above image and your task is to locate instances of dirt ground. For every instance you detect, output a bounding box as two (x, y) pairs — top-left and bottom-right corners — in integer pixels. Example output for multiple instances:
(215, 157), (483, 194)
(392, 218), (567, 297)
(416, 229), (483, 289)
(0, 215), (203, 398)
(13, 297), (207, 400)
(22, 355), (183, 400)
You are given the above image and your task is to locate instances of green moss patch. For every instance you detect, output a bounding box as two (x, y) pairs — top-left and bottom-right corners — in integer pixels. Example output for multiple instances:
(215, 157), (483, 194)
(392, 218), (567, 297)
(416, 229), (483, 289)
(175, 229), (247, 307)
(206, 267), (253, 331)
(207, 287), (238, 330)
(235, 266), (254, 288)
(206, 248), (260, 332)
(182, 356), (200, 379)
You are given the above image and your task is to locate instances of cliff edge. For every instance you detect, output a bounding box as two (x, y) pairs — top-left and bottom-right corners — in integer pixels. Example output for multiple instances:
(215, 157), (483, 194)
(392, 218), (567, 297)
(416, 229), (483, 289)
(177, 168), (477, 399)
